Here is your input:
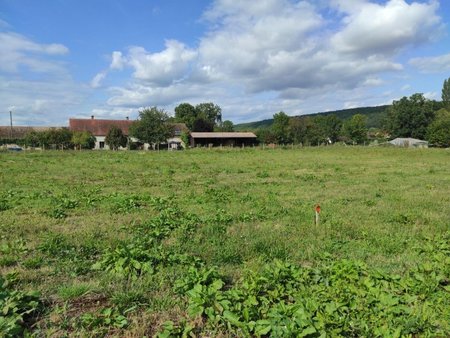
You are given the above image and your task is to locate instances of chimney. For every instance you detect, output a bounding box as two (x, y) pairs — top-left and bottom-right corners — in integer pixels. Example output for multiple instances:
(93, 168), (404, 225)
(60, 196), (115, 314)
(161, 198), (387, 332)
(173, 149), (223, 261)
(126, 116), (129, 120)
(91, 115), (94, 120)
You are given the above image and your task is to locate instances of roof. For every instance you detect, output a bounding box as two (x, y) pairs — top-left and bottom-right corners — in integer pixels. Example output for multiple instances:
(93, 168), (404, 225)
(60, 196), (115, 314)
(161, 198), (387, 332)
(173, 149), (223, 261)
(190, 132), (257, 139)
(69, 118), (133, 136)
(0, 126), (63, 139)
(389, 137), (428, 145)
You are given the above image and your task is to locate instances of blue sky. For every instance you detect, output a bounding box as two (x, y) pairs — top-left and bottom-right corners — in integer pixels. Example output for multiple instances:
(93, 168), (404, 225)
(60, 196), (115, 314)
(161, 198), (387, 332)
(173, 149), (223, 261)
(1, 0), (450, 126)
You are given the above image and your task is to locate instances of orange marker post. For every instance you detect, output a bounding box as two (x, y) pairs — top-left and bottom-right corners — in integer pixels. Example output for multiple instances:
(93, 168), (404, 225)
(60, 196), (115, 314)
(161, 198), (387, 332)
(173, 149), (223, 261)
(315, 204), (321, 226)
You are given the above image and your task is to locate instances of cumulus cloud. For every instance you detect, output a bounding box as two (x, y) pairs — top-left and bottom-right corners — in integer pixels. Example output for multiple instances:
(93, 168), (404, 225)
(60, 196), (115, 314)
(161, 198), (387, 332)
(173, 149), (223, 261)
(126, 40), (197, 85)
(409, 53), (450, 73)
(99, 0), (444, 121)
(331, 0), (442, 56)
(110, 51), (125, 70)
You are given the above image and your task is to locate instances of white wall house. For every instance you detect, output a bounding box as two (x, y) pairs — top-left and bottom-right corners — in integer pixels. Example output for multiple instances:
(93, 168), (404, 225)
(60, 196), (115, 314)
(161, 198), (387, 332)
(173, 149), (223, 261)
(69, 116), (187, 150)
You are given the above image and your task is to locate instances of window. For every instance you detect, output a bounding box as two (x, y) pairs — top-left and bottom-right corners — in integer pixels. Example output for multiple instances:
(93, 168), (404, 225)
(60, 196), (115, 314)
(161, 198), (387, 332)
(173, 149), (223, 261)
(99, 141), (105, 149)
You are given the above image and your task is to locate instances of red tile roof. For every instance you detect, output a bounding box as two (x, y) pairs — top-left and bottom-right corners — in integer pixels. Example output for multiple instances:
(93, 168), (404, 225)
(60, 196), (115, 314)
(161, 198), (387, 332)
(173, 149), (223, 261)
(69, 118), (133, 136)
(0, 126), (63, 139)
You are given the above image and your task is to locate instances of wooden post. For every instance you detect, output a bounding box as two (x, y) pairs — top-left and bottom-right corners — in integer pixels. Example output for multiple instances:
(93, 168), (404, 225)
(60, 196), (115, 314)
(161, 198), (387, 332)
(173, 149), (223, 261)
(9, 111), (13, 139)
(314, 204), (321, 226)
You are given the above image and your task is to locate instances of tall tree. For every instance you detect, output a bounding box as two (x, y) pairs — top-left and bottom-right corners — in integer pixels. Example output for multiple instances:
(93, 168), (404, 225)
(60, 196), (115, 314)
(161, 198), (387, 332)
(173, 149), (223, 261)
(387, 93), (435, 139)
(219, 120), (234, 132)
(272, 111), (291, 144)
(195, 102), (222, 126)
(342, 114), (368, 144)
(129, 107), (174, 149)
(105, 126), (127, 150)
(427, 108), (450, 147)
(174, 103), (197, 130)
(322, 114), (342, 143)
(442, 77), (450, 109)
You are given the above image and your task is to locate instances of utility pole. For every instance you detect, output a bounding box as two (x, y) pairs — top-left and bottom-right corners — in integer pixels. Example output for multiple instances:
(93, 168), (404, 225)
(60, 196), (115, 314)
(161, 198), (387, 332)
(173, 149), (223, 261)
(10, 111), (13, 139)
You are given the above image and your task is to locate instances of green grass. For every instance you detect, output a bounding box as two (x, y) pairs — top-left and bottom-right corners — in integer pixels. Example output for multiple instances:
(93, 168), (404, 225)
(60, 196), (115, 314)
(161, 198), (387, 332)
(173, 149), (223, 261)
(0, 146), (449, 336)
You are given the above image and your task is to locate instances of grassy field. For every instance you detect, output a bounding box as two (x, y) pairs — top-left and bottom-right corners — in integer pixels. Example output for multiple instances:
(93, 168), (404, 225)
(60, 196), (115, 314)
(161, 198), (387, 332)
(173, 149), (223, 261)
(0, 147), (449, 337)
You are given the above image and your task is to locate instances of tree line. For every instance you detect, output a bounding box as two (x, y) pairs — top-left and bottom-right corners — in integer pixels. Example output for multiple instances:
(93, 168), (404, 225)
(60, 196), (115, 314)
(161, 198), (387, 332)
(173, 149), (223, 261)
(255, 77), (450, 147)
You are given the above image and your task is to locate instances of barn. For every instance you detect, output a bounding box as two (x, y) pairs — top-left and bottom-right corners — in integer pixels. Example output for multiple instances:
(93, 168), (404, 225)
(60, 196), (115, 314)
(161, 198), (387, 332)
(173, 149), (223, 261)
(189, 132), (258, 148)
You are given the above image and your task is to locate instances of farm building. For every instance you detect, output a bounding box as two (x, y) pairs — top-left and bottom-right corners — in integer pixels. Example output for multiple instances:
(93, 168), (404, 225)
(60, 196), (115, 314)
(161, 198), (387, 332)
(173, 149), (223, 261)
(69, 116), (188, 150)
(69, 116), (133, 150)
(0, 126), (63, 140)
(190, 132), (257, 147)
(389, 138), (428, 148)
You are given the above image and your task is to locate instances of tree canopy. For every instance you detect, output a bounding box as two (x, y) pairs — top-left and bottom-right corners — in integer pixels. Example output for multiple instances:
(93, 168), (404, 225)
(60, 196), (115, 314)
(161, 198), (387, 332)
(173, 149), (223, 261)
(387, 93), (435, 140)
(174, 102), (222, 131)
(129, 107), (174, 149)
(72, 131), (95, 150)
(272, 111), (291, 144)
(442, 78), (450, 109)
(427, 108), (450, 147)
(174, 103), (197, 130)
(342, 114), (368, 144)
(105, 125), (127, 150)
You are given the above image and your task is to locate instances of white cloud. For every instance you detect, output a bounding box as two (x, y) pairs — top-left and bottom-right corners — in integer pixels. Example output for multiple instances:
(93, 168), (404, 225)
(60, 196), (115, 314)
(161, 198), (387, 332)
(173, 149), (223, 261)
(0, 76), (88, 125)
(331, 0), (442, 56)
(92, 0), (445, 122)
(0, 32), (69, 73)
(401, 84), (411, 91)
(409, 53), (450, 73)
(110, 51), (124, 70)
(124, 40), (197, 85)
(90, 71), (107, 88)
(0, 31), (89, 126)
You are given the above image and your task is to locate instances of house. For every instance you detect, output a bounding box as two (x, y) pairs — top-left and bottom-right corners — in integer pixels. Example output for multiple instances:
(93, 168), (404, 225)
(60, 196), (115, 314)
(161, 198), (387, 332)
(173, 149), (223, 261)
(189, 132), (257, 148)
(167, 123), (189, 150)
(69, 116), (133, 149)
(389, 137), (429, 148)
(69, 116), (188, 150)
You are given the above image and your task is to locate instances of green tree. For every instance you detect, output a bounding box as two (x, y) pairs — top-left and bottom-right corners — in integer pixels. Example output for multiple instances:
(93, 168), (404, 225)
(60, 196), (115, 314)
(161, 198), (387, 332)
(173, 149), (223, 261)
(195, 102), (222, 126)
(342, 114), (368, 144)
(256, 128), (276, 144)
(322, 114), (342, 143)
(387, 93), (435, 139)
(442, 78), (450, 109)
(23, 131), (40, 148)
(289, 117), (321, 145)
(45, 128), (73, 150)
(72, 131), (95, 150)
(174, 103), (197, 130)
(105, 125), (127, 150)
(272, 111), (291, 144)
(129, 107), (174, 150)
(192, 117), (214, 132)
(427, 108), (450, 147)
(217, 120), (234, 132)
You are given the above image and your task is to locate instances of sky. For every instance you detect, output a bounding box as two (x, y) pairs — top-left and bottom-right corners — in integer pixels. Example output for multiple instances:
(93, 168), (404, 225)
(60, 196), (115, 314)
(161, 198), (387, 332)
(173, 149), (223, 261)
(1, 0), (450, 126)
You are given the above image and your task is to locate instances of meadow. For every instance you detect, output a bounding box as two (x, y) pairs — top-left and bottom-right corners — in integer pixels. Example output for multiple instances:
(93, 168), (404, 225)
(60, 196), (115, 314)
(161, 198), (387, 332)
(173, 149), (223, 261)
(0, 146), (449, 337)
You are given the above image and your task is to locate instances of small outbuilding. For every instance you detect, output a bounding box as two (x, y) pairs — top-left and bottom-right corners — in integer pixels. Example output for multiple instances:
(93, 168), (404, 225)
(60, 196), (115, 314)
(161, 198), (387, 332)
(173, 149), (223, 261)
(190, 132), (257, 148)
(389, 137), (428, 148)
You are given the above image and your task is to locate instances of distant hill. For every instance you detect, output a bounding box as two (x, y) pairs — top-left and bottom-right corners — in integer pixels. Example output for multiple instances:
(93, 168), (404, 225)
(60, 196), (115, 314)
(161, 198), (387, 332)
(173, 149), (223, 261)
(234, 105), (390, 131)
